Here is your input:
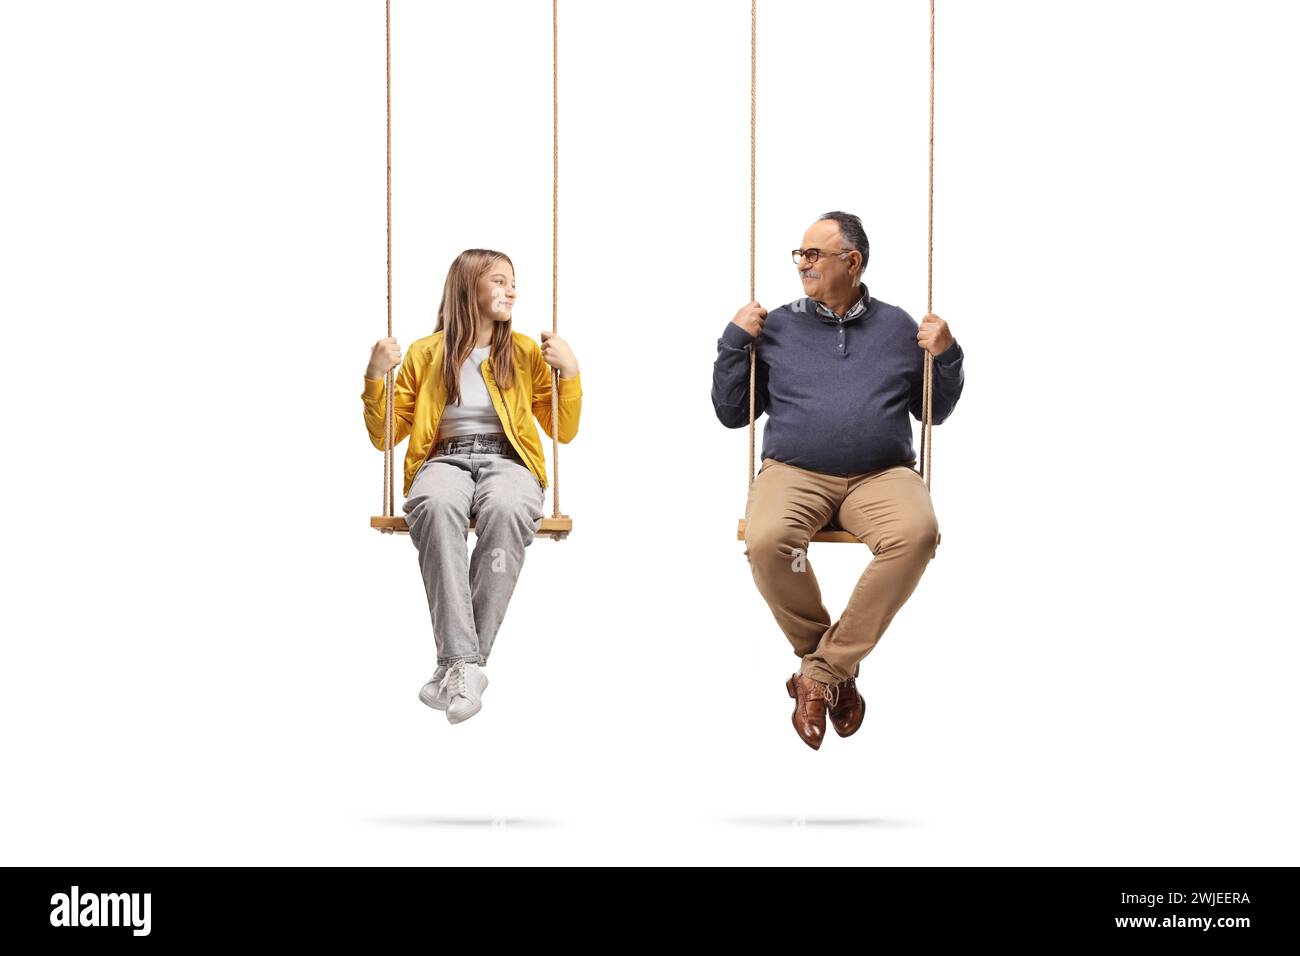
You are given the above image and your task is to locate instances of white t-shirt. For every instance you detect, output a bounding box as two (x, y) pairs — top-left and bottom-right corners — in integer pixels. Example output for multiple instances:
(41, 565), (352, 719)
(435, 345), (505, 440)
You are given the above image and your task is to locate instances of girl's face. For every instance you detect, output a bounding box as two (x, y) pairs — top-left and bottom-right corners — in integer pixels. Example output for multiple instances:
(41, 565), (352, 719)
(476, 261), (516, 323)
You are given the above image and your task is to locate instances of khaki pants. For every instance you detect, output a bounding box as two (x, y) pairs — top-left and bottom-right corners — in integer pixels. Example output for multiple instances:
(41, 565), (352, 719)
(743, 457), (941, 685)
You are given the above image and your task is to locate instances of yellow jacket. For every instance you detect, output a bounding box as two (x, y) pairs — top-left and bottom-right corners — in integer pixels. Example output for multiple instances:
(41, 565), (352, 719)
(361, 329), (582, 497)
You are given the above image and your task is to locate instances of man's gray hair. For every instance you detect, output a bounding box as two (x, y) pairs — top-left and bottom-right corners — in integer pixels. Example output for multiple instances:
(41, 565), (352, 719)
(817, 210), (869, 273)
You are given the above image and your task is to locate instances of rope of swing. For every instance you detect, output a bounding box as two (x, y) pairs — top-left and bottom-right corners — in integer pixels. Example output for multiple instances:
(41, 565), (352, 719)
(550, 0), (561, 520)
(747, 0), (937, 493)
(381, 0), (564, 522)
(919, 0), (935, 490)
(383, 0), (394, 519)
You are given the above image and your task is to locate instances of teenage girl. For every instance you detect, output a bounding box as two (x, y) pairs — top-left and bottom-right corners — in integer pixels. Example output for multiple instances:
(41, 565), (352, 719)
(362, 248), (582, 723)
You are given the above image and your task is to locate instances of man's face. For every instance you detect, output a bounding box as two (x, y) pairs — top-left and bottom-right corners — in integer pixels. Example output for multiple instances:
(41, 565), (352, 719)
(476, 261), (516, 323)
(796, 220), (860, 303)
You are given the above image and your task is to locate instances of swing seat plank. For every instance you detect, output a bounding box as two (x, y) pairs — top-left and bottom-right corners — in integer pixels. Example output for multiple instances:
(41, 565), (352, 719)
(371, 515), (573, 540)
(735, 519), (859, 544)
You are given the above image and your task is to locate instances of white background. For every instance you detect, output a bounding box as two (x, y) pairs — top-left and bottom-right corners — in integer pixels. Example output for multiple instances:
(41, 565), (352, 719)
(1, 0), (1297, 865)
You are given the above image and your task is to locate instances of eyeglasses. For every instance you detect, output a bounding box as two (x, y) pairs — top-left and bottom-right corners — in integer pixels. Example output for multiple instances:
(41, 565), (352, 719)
(792, 247), (854, 266)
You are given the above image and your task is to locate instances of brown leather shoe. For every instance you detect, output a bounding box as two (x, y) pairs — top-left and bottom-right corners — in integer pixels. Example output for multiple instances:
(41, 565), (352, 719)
(827, 677), (866, 737)
(785, 672), (831, 750)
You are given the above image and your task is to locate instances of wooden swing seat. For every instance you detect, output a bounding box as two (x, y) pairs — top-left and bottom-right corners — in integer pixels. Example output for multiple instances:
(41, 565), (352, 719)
(734, 519), (859, 544)
(371, 514), (573, 540)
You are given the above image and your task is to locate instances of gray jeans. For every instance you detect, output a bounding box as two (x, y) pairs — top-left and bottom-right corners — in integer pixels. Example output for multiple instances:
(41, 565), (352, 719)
(403, 433), (546, 667)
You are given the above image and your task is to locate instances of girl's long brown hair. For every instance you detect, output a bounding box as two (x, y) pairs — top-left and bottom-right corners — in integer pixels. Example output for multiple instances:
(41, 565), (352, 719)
(434, 249), (517, 405)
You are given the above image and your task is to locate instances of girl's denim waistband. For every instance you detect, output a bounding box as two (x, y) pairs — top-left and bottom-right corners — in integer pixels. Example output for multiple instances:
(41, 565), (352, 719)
(433, 433), (514, 457)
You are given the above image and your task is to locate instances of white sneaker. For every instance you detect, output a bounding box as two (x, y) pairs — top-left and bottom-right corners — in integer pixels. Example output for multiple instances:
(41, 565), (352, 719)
(441, 661), (488, 724)
(419, 665), (449, 711)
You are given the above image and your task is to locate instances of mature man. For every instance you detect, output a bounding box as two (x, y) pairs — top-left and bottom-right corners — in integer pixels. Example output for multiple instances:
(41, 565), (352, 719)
(711, 211), (966, 750)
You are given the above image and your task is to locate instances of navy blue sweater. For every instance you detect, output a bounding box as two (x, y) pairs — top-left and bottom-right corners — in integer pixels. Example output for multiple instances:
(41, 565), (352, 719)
(711, 284), (966, 476)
